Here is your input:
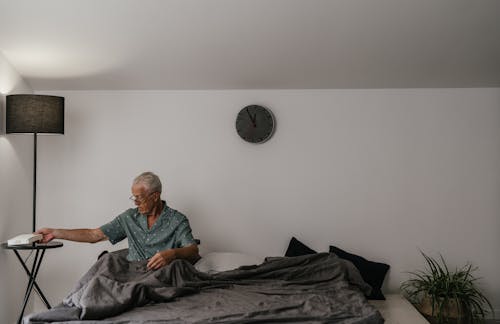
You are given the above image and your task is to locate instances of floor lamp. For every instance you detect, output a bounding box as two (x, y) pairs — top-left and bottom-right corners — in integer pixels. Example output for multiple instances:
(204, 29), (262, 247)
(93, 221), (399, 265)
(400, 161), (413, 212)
(6, 94), (64, 233)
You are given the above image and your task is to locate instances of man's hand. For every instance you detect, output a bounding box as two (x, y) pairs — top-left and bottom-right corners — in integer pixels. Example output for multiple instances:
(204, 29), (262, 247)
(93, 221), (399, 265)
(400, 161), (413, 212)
(36, 228), (58, 243)
(147, 249), (176, 270)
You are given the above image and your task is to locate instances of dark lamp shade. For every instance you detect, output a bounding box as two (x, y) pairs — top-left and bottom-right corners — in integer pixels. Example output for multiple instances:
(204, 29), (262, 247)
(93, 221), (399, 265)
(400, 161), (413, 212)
(6, 94), (64, 134)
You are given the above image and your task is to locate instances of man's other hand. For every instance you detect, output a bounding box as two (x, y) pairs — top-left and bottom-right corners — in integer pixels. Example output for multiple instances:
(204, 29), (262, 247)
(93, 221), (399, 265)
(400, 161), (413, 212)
(147, 249), (176, 270)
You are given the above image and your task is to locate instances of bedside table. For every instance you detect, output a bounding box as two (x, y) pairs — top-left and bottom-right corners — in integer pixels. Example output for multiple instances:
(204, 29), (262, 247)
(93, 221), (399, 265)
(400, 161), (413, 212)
(1, 241), (63, 324)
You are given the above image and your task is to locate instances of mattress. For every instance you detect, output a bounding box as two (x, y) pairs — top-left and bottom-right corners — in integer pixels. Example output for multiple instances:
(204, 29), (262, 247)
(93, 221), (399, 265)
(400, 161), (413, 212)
(370, 294), (429, 324)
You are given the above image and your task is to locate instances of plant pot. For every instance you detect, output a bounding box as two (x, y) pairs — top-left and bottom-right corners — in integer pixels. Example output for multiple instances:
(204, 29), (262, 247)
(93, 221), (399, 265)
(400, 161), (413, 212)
(418, 295), (461, 319)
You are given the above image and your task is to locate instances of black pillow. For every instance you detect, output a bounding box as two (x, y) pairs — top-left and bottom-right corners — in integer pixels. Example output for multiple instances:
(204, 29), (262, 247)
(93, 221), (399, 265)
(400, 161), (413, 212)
(285, 237), (317, 257)
(329, 245), (389, 300)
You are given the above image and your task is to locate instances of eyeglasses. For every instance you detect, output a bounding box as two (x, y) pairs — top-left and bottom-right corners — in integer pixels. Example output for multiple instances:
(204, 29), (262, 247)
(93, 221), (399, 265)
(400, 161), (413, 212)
(129, 192), (156, 204)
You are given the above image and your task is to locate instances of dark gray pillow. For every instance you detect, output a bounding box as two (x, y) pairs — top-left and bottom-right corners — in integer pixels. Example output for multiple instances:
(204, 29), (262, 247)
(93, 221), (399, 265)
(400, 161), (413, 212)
(285, 237), (317, 257)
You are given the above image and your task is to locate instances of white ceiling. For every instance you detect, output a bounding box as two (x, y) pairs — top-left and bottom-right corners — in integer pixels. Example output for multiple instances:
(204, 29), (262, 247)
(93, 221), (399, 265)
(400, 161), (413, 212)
(1, 0), (499, 90)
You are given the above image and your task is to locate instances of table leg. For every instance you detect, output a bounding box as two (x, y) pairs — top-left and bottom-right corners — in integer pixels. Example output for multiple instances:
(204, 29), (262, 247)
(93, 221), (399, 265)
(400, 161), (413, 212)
(17, 249), (47, 324)
(13, 250), (51, 309)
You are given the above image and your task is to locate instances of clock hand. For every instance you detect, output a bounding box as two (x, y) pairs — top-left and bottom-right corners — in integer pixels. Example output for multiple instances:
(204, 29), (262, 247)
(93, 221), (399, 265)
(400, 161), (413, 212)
(252, 112), (257, 126)
(246, 108), (256, 127)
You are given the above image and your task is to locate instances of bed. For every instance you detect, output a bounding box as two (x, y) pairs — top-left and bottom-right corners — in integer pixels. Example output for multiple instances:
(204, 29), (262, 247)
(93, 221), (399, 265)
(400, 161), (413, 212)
(24, 250), (427, 323)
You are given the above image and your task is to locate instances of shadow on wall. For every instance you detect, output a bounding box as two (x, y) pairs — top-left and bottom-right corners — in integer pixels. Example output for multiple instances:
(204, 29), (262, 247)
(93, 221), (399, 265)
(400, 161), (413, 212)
(0, 50), (36, 324)
(0, 135), (36, 323)
(1, 135), (33, 186)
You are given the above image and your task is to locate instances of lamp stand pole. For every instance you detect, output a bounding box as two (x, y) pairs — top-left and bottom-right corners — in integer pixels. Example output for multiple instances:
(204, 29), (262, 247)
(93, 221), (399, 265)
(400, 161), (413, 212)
(33, 132), (37, 233)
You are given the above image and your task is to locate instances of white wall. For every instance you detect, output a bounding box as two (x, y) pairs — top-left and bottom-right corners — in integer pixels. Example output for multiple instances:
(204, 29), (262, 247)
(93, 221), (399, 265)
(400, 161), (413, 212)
(0, 52), (33, 323)
(31, 89), (500, 315)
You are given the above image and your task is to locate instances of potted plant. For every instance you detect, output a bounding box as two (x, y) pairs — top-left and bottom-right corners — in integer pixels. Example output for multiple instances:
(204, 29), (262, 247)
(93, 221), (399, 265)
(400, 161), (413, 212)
(401, 252), (494, 323)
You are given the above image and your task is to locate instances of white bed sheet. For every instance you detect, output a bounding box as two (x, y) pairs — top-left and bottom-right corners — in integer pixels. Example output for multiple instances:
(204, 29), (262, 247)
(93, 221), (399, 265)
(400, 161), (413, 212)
(370, 294), (429, 324)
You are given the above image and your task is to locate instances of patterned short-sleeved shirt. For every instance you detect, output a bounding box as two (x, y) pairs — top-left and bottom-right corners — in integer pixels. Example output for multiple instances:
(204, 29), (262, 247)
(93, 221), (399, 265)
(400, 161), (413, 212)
(100, 202), (196, 261)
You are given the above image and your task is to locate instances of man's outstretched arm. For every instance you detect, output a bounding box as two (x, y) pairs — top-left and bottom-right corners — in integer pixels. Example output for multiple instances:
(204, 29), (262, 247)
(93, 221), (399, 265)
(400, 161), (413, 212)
(36, 228), (108, 243)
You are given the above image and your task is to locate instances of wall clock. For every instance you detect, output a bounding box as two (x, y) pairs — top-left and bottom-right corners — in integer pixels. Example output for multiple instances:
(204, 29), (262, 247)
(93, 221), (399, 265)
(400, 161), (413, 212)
(235, 105), (275, 144)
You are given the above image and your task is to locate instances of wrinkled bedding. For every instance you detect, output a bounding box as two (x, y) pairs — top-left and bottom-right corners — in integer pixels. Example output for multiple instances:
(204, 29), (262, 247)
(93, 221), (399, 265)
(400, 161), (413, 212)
(25, 252), (384, 323)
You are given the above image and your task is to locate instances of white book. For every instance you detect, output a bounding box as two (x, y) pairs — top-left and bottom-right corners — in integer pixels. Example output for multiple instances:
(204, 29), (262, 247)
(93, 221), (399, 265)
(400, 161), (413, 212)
(7, 233), (43, 246)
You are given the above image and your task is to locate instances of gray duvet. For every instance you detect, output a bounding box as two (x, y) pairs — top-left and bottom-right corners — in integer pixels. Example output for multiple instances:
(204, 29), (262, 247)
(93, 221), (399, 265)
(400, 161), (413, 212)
(25, 252), (384, 323)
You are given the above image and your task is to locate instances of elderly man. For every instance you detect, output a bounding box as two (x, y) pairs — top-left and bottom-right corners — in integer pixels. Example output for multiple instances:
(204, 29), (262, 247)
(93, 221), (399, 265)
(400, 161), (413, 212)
(36, 172), (199, 270)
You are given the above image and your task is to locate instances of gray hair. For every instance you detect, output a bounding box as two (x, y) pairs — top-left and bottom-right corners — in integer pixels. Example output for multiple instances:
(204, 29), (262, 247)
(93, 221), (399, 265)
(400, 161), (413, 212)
(133, 171), (162, 193)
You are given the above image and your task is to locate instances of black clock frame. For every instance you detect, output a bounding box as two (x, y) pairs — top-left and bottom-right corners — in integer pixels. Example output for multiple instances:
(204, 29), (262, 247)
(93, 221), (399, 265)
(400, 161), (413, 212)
(235, 105), (275, 144)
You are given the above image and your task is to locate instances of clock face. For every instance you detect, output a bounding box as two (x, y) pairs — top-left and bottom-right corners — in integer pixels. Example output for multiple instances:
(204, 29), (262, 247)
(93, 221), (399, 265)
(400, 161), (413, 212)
(235, 105), (275, 144)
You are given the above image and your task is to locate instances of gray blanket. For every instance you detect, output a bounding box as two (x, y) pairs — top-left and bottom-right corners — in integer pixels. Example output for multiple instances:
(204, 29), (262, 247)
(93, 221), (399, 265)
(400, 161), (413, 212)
(25, 252), (384, 323)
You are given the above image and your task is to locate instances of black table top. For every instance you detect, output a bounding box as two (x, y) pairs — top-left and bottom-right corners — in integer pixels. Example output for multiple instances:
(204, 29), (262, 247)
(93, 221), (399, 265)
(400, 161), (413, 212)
(1, 241), (63, 250)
